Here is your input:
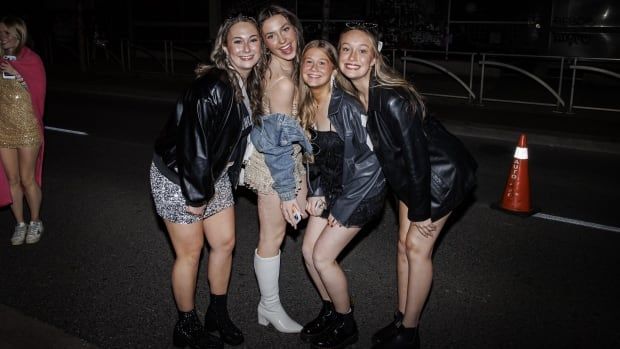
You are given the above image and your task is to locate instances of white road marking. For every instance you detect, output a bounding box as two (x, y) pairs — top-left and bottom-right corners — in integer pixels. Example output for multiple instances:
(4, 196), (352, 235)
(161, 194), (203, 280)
(533, 213), (620, 233)
(44, 126), (89, 136)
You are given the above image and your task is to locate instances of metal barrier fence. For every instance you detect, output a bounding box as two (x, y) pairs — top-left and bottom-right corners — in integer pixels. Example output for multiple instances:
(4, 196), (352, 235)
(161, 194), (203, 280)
(45, 39), (620, 114)
(396, 49), (620, 114)
(568, 57), (620, 113)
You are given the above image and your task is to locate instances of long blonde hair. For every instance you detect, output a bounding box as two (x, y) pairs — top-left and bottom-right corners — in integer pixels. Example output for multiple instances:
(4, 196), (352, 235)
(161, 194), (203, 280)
(0, 16), (28, 56)
(196, 14), (265, 117)
(297, 40), (357, 132)
(339, 26), (426, 118)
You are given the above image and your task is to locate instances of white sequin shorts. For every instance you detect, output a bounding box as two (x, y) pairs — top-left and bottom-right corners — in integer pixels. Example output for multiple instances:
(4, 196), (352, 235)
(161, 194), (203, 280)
(150, 163), (234, 224)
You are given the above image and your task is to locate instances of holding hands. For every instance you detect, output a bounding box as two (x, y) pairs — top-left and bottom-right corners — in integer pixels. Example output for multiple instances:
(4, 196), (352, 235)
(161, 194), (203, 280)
(306, 197), (342, 227)
(305, 196), (326, 217)
(281, 199), (303, 229)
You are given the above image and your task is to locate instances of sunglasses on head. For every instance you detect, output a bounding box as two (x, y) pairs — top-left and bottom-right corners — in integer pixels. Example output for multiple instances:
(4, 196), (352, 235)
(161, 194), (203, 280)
(344, 22), (383, 52)
(345, 21), (378, 30)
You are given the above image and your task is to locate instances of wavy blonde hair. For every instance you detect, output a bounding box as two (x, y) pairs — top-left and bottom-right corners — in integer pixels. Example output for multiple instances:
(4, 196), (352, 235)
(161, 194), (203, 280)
(297, 40), (358, 133)
(0, 16), (28, 56)
(196, 14), (265, 117)
(339, 27), (426, 119)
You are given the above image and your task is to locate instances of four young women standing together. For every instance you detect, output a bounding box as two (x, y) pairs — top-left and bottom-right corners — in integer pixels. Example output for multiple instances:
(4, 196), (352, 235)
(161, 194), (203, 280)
(151, 5), (476, 349)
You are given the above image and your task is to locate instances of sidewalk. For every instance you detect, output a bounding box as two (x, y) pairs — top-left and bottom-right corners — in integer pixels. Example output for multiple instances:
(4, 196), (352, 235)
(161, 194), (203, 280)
(45, 70), (620, 154)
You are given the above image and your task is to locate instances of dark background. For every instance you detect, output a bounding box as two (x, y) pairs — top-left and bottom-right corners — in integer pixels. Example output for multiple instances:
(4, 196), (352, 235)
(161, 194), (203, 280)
(2, 0), (619, 62)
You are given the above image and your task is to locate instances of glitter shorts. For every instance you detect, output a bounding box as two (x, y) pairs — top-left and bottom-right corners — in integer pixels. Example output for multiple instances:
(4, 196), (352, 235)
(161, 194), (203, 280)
(244, 144), (306, 195)
(150, 163), (234, 224)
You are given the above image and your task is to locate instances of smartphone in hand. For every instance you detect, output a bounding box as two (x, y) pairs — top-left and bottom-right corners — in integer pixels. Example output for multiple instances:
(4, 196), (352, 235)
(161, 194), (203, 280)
(293, 210), (302, 224)
(2, 55), (17, 79)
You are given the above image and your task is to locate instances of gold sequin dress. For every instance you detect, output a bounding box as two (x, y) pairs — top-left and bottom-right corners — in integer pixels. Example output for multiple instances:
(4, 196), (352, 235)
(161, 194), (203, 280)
(0, 78), (41, 148)
(244, 79), (306, 196)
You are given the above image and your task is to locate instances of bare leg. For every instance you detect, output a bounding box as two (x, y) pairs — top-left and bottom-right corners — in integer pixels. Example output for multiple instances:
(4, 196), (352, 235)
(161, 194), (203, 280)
(397, 202), (411, 313)
(0, 148), (24, 223)
(312, 225), (360, 313)
(402, 211), (451, 328)
(256, 192), (287, 257)
(302, 216), (330, 300)
(18, 146), (42, 221)
(254, 192), (302, 332)
(203, 206), (236, 295)
(165, 220), (205, 312)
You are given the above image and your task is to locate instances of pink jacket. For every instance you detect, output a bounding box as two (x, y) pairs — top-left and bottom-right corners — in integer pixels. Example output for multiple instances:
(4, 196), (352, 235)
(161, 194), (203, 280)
(0, 46), (46, 206)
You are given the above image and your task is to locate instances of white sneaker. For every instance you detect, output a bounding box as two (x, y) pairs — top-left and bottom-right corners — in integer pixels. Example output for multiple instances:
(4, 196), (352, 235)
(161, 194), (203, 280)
(26, 220), (44, 244)
(10, 222), (28, 245)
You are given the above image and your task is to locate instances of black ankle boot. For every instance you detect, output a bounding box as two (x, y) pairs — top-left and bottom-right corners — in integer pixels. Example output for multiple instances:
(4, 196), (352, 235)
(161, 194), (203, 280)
(371, 310), (403, 345)
(300, 300), (337, 342)
(372, 325), (419, 349)
(311, 309), (358, 349)
(173, 309), (223, 349)
(204, 294), (244, 346)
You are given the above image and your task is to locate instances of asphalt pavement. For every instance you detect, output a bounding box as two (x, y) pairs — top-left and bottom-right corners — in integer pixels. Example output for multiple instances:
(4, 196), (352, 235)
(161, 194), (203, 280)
(1, 70), (619, 348)
(44, 70), (620, 154)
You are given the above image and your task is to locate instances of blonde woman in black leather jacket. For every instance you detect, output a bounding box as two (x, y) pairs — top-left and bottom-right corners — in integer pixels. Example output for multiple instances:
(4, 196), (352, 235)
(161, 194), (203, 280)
(297, 40), (386, 349)
(338, 26), (476, 349)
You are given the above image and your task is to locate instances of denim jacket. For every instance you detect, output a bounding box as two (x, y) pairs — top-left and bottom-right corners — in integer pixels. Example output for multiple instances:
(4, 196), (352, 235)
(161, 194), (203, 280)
(250, 113), (312, 201)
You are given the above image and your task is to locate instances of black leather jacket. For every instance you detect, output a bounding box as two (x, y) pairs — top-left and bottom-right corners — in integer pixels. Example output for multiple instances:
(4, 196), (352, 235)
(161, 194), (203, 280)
(153, 68), (251, 207)
(308, 87), (386, 225)
(367, 80), (477, 222)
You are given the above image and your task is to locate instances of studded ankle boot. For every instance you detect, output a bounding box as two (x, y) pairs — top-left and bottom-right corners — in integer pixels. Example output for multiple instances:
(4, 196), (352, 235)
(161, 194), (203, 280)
(173, 309), (223, 349)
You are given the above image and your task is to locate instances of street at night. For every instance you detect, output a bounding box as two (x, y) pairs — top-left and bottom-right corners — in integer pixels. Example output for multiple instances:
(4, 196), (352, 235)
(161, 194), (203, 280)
(2, 0), (620, 348)
(1, 86), (619, 348)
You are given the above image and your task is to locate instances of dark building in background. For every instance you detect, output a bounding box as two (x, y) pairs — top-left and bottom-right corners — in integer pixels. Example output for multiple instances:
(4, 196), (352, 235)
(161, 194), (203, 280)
(2, 0), (617, 70)
(549, 0), (619, 58)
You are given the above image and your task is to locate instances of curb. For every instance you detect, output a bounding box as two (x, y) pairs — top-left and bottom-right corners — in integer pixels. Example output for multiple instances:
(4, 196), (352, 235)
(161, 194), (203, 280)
(442, 121), (620, 155)
(0, 304), (100, 349)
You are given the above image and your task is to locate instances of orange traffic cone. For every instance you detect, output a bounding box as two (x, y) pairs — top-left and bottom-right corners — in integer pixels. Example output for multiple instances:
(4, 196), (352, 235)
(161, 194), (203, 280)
(493, 134), (536, 216)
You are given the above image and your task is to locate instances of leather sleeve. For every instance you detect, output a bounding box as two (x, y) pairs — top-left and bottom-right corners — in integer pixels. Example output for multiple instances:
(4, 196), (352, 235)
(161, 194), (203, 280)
(177, 79), (228, 206)
(388, 95), (431, 221)
(330, 101), (383, 224)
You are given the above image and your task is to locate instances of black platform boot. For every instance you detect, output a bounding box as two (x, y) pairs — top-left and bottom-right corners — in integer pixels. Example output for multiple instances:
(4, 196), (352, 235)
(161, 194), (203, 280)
(311, 309), (358, 349)
(300, 300), (337, 342)
(173, 309), (223, 349)
(204, 294), (244, 346)
(372, 325), (419, 349)
(371, 310), (404, 345)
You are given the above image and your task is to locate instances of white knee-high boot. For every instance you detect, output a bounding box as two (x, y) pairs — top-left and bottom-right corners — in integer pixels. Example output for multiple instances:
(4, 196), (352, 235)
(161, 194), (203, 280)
(254, 249), (303, 333)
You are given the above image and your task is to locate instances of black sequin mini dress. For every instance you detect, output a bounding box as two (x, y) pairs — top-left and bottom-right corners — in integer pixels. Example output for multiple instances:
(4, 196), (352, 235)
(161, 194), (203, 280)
(312, 129), (384, 227)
